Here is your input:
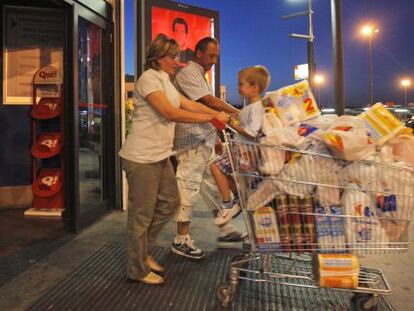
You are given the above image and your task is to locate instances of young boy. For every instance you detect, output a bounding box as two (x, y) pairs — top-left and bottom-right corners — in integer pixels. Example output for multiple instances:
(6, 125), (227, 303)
(210, 65), (271, 226)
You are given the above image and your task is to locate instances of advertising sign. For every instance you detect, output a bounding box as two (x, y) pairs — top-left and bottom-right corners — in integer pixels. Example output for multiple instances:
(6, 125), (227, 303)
(294, 63), (309, 81)
(152, 7), (213, 67)
(138, 0), (219, 95)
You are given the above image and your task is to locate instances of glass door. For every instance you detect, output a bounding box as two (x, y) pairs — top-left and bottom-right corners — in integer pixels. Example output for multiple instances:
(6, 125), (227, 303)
(72, 5), (114, 231)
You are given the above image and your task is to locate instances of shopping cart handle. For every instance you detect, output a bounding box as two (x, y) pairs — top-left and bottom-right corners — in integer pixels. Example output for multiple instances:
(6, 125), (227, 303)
(210, 117), (226, 130)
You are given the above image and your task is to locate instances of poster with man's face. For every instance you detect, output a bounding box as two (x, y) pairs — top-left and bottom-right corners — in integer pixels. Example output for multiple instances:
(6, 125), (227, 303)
(151, 7), (213, 67)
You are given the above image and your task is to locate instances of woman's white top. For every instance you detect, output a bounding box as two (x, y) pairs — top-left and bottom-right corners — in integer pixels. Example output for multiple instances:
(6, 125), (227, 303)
(119, 69), (180, 163)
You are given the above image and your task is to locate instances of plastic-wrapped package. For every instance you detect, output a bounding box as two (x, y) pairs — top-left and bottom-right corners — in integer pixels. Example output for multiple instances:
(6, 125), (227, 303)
(314, 204), (346, 252)
(323, 115), (375, 161)
(246, 179), (280, 210)
(253, 206), (280, 244)
(281, 123), (320, 148)
(261, 108), (284, 137)
(374, 192), (408, 242)
(261, 115), (320, 149)
(342, 183), (389, 253)
(377, 145), (394, 163)
(258, 135), (286, 175)
(339, 161), (378, 192)
(376, 162), (414, 221)
(273, 153), (316, 196)
(389, 134), (414, 163)
(302, 140), (343, 204)
(328, 206), (347, 251)
(316, 173), (341, 207)
(264, 80), (320, 126)
(359, 102), (404, 146)
(317, 254), (359, 288)
(314, 205), (334, 251)
(303, 139), (342, 174)
(305, 114), (339, 130)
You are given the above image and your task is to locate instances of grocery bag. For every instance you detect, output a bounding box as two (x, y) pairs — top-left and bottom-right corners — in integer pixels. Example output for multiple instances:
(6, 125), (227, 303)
(323, 115), (375, 161)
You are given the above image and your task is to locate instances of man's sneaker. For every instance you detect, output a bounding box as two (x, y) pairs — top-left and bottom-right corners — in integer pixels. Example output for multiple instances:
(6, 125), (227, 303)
(171, 239), (205, 260)
(214, 203), (242, 226)
(217, 231), (248, 243)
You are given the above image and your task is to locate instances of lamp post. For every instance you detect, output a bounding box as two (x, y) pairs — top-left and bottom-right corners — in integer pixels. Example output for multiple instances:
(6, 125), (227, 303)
(401, 79), (411, 107)
(282, 0), (315, 89)
(331, 0), (344, 115)
(313, 74), (325, 108)
(361, 25), (379, 106)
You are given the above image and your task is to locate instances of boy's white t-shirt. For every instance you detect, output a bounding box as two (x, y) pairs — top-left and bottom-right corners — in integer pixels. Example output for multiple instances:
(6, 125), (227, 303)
(238, 100), (264, 138)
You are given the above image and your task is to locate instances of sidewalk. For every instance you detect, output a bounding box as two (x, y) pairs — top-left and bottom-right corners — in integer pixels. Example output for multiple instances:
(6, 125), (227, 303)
(0, 200), (412, 310)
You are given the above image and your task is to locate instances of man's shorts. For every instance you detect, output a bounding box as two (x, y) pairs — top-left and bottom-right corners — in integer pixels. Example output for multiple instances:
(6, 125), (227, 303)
(213, 152), (233, 176)
(175, 145), (222, 222)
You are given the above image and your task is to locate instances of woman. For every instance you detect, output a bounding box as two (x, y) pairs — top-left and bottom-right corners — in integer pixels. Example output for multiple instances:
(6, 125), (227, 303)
(119, 34), (229, 285)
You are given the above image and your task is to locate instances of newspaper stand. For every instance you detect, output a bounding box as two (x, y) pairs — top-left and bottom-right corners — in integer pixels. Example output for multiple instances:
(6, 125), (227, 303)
(26, 66), (64, 217)
(216, 128), (412, 310)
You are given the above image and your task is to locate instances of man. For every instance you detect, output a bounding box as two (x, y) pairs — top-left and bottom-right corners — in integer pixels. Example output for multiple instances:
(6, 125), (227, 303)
(172, 17), (194, 65)
(171, 37), (245, 260)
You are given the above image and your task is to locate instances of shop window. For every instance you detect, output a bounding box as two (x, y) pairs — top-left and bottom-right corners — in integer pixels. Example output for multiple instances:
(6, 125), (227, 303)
(2, 6), (64, 105)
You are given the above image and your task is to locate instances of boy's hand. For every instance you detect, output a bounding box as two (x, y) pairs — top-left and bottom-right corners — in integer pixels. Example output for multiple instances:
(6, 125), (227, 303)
(215, 111), (230, 124)
(229, 116), (240, 127)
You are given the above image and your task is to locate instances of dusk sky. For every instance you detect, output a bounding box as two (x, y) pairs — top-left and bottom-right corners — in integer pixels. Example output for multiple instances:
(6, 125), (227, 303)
(125, 0), (414, 108)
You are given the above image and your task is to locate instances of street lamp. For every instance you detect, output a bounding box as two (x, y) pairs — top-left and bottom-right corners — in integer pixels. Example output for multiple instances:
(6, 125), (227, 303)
(360, 25), (379, 106)
(401, 79), (411, 107)
(313, 74), (325, 108)
(282, 0), (315, 89)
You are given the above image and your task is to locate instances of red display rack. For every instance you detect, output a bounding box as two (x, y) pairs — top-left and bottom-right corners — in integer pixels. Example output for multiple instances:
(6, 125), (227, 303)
(25, 66), (64, 217)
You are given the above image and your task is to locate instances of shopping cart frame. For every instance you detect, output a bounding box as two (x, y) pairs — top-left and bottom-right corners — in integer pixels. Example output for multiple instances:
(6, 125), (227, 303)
(215, 127), (404, 310)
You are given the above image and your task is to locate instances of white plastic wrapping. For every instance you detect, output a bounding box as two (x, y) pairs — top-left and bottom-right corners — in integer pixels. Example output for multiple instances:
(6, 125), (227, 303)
(258, 135), (286, 176)
(246, 179), (280, 210)
(342, 183), (389, 253)
(273, 154), (316, 196)
(389, 135), (414, 163)
(323, 116), (375, 161)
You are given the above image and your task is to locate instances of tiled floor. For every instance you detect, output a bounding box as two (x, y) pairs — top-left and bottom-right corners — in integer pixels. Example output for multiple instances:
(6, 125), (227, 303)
(0, 208), (69, 286)
(0, 200), (413, 310)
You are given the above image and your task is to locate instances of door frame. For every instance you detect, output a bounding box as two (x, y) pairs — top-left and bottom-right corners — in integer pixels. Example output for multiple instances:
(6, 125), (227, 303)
(67, 3), (115, 232)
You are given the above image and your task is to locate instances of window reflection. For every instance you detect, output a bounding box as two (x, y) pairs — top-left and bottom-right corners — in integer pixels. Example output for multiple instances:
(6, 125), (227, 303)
(78, 18), (102, 207)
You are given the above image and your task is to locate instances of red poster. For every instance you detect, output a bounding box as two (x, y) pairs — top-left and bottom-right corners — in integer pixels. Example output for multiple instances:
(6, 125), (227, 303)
(152, 7), (213, 67)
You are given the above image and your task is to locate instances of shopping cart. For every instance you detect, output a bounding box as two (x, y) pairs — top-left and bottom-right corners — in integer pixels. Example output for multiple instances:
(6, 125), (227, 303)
(215, 128), (413, 310)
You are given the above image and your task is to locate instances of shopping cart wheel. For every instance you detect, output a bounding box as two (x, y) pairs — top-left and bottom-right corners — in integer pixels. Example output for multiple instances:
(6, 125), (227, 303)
(350, 293), (379, 311)
(216, 284), (234, 307)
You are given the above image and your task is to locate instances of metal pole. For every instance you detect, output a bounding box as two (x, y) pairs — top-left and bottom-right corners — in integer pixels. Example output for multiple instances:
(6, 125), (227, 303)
(404, 86), (408, 107)
(331, 0), (345, 116)
(317, 86), (321, 109)
(308, 41), (315, 90)
(368, 36), (373, 106)
(308, 0), (315, 89)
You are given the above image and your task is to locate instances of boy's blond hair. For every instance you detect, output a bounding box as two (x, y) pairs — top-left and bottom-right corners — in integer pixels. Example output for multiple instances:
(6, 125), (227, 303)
(238, 65), (270, 94)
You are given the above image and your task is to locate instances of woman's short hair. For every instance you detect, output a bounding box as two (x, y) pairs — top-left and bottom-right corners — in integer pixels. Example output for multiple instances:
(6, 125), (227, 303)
(145, 34), (180, 70)
(238, 65), (271, 94)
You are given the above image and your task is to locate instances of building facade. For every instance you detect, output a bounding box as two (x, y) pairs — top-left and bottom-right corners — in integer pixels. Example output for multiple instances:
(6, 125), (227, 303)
(0, 0), (123, 232)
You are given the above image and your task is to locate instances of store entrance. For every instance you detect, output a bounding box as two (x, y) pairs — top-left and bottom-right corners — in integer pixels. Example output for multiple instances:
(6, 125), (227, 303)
(70, 5), (115, 231)
(0, 0), (69, 285)
(1, 0), (118, 283)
